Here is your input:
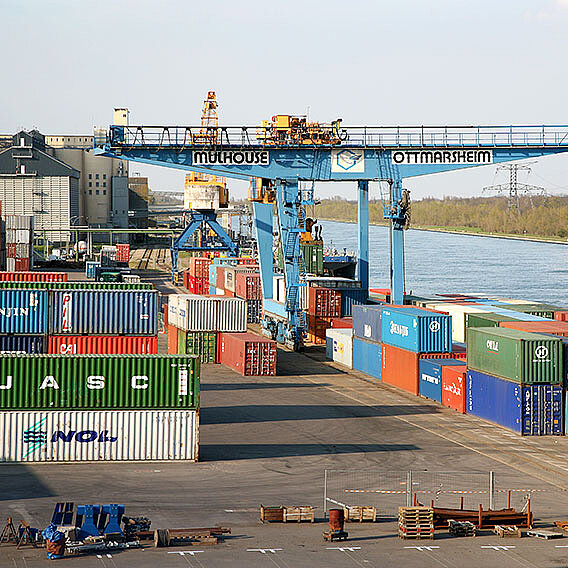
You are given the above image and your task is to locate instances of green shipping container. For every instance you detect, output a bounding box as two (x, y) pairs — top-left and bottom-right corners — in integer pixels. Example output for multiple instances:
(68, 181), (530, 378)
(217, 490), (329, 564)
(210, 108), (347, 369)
(186, 331), (217, 364)
(466, 327), (562, 384)
(177, 329), (187, 354)
(0, 354), (199, 410)
(301, 242), (324, 275)
(466, 312), (520, 338)
(496, 304), (557, 319)
(0, 282), (154, 290)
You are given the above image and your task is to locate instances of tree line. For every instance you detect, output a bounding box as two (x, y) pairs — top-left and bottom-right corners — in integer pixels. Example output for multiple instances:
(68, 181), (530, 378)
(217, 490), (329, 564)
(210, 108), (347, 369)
(313, 195), (568, 239)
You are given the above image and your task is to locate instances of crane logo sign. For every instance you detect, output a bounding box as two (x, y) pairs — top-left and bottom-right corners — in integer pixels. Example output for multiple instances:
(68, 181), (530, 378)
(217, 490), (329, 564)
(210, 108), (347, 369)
(331, 149), (365, 173)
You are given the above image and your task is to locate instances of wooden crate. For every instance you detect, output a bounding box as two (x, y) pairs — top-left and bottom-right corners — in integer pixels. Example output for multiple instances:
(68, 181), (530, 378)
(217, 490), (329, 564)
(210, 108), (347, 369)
(283, 506), (315, 523)
(260, 505), (284, 523)
(344, 506), (377, 522)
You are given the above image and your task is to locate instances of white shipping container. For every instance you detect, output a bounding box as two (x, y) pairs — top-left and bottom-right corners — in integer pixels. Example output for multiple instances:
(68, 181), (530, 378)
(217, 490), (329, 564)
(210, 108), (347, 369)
(5, 215), (33, 230)
(215, 287), (225, 296)
(326, 328), (353, 368)
(182, 295), (218, 331)
(0, 410), (198, 462)
(6, 258), (15, 272)
(168, 294), (247, 331)
(217, 297), (247, 332)
(428, 303), (489, 343)
(15, 229), (31, 244)
(272, 275), (286, 303)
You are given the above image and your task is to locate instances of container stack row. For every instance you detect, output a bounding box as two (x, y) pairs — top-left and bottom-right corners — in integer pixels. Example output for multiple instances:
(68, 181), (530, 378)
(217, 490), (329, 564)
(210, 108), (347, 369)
(326, 292), (568, 436)
(5, 215), (33, 272)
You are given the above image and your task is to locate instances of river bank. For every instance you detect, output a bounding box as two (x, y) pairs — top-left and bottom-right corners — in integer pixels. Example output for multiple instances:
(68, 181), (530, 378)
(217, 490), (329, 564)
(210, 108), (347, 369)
(316, 216), (568, 245)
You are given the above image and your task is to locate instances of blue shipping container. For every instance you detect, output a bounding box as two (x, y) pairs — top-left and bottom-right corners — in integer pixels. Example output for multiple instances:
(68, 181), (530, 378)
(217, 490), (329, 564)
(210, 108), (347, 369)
(340, 289), (368, 317)
(419, 359), (466, 403)
(352, 305), (383, 342)
(0, 334), (45, 354)
(0, 290), (48, 334)
(467, 369), (563, 435)
(486, 307), (549, 321)
(50, 290), (158, 335)
(85, 261), (100, 279)
(381, 307), (452, 353)
(352, 337), (381, 380)
(540, 334), (568, 386)
(209, 264), (217, 287)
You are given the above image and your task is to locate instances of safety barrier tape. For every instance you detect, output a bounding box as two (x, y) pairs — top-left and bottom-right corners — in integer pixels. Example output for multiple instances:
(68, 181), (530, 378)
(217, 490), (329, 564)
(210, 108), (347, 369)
(345, 488), (547, 494)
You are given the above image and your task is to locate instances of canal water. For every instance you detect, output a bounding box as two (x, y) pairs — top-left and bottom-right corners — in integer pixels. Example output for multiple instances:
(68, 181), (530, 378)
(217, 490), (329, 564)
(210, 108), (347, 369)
(319, 220), (568, 307)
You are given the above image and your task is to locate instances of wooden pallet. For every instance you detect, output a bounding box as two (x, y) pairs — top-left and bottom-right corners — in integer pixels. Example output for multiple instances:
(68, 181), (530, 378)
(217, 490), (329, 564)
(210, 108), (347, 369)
(494, 525), (522, 538)
(448, 520), (476, 537)
(527, 529), (563, 540)
(344, 506), (376, 523)
(283, 507), (315, 523)
(260, 506), (284, 523)
(399, 507), (435, 540)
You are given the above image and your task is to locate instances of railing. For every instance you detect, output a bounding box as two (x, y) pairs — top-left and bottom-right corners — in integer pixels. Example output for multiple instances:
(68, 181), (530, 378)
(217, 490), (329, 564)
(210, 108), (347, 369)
(101, 124), (568, 149)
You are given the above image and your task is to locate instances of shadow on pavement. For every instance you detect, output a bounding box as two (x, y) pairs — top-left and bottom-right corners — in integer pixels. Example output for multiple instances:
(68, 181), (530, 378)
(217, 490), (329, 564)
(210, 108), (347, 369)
(202, 382), (331, 391)
(0, 464), (55, 501)
(201, 404), (439, 425)
(200, 443), (419, 461)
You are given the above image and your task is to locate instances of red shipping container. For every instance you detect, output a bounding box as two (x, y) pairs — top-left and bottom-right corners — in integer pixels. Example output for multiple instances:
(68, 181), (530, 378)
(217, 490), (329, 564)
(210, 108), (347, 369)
(307, 315), (332, 344)
(498, 320), (568, 337)
(15, 258), (30, 271)
(216, 266), (226, 290)
(0, 271), (67, 282)
(442, 365), (467, 413)
(190, 275), (208, 295)
(224, 289), (235, 298)
(6, 244), (16, 258)
(381, 344), (462, 395)
(330, 317), (353, 329)
(554, 311), (568, 322)
(48, 335), (158, 355)
(235, 272), (261, 300)
(167, 325), (178, 354)
(308, 287), (341, 317)
(189, 256), (210, 278)
(164, 304), (168, 329)
(217, 332), (277, 376)
(237, 257), (257, 266)
(116, 243), (130, 263)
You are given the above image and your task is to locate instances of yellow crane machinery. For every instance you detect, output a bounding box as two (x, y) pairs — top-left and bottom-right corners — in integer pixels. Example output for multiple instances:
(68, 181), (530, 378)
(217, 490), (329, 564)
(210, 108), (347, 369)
(194, 91), (220, 145)
(257, 115), (346, 146)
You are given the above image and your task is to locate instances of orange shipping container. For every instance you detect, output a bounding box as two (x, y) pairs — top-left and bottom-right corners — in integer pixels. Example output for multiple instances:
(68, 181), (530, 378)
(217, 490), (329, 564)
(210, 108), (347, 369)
(307, 315), (332, 344)
(554, 311), (568, 322)
(441, 365), (467, 413)
(48, 335), (158, 355)
(498, 320), (568, 337)
(167, 324), (178, 354)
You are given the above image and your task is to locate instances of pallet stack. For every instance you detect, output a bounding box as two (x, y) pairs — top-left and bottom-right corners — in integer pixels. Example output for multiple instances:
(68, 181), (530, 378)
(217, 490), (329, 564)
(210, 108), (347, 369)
(398, 507), (435, 540)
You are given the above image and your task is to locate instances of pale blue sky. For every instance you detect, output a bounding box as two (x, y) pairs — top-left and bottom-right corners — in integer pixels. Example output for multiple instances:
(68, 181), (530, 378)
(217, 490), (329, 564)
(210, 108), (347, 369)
(2, 0), (568, 199)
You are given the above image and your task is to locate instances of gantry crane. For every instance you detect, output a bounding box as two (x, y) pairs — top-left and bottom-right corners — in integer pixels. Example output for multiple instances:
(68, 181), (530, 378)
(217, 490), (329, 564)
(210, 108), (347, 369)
(94, 115), (568, 350)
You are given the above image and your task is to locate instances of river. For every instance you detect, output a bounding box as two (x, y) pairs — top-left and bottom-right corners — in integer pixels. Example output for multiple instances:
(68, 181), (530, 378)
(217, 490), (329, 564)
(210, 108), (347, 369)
(319, 220), (568, 308)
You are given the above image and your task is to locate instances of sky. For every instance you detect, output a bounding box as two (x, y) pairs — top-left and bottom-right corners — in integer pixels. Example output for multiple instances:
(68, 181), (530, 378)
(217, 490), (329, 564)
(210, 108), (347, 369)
(2, 0), (568, 201)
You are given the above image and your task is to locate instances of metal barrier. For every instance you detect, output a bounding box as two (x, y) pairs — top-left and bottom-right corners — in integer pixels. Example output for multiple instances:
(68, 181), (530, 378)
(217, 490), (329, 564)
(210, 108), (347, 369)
(323, 470), (553, 518)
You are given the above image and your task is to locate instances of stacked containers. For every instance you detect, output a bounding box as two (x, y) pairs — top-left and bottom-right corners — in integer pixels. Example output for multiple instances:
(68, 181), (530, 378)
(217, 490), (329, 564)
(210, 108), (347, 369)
(183, 257), (210, 295)
(419, 358), (467, 402)
(116, 243), (130, 264)
(0, 272), (67, 282)
(234, 271), (262, 323)
(466, 327), (563, 434)
(307, 287), (341, 344)
(351, 305), (382, 380)
(5, 215), (33, 272)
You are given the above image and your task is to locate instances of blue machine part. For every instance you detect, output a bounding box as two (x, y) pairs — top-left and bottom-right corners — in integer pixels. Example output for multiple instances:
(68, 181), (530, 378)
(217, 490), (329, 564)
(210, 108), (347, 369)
(467, 370), (563, 435)
(76, 505), (101, 540)
(419, 358), (466, 403)
(352, 337), (381, 380)
(381, 307), (452, 353)
(101, 504), (124, 535)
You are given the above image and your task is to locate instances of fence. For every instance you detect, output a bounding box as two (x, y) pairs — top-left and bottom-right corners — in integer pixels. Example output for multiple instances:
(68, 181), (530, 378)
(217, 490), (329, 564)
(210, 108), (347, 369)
(324, 470), (553, 518)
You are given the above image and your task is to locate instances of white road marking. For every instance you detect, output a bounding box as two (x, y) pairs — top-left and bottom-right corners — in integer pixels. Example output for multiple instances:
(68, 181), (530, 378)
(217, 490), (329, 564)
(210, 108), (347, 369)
(481, 545), (516, 550)
(327, 546), (361, 552)
(247, 548), (283, 554)
(167, 551), (203, 556)
(404, 546), (440, 551)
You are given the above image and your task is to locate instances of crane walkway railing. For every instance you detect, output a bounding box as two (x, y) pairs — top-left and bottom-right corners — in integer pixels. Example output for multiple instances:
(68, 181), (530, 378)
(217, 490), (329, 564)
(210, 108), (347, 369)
(98, 124), (568, 150)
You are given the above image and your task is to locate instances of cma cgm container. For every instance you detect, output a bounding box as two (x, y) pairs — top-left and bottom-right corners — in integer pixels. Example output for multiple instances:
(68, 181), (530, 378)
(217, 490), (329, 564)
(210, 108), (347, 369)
(48, 335), (158, 355)
(0, 335), (44, 354)
(352, 336), (381, 379)
(0, 271), (67, 282)
(50, 290), (158, 335)
(467, 370), (563, 435)
(352, 305), (382, 342)
(381, 307), (452, 353)
(0, 410), (198, 462)
(442, 365), (467, 413)
(0, 290), (48, 333)
(467, 327), (562, 384)
(218, 332), (277, 376)
(418, 359), (466, 403)
(0, 354), (199, 410)
(325, 328), (353, 369)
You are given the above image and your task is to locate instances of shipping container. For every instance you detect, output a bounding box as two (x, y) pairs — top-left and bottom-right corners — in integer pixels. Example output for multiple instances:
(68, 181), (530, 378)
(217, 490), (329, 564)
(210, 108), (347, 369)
(301, 242), (324, 275)
(498, 320), (568, 337)
(555, 311), (568, 322)
(86, 262), (100, 279)
(352, 337), (381, 379)
(325, 328), (353, 368)
(418, 359), (466, 403)
(5, 214), (33, 230)
(381, 344), (459, 395)
(15, 258), (30, 272)
(177, 328), (187, 354)
(0, 410), (198, 462)
(442, 365), (467, 413)
(235, 272), (261, 300)
(168, 294), (246, 332)
(466, 312), (521, 338)
(216, 266), (226, 290)
(186, 275), (208, 295)
(189, 256), (210, 278)
(48, 335), (158, 355)
(467, 370), (563, 435)
(167, 324), (178, 354)
(0, 335), (44, 354)
(308, 287), (341, 317)
(0, 354), (199, 410)
(216, 297), (248, 331)
(0, 289), (48, 333)
(116, 243), (130, 263)
(209, 264), (217, 287)
(307, 315), (332, 344)
(50, 290), (158, 335)
(183, 331), (217, 364)
(466, 327), (562, 384)
(331, 317), (353, 329)
(0, 282), (153, 290)
(0, 272), (67, 282)
(340, 288), (368, 317)
(381, 307), (452, 353)
(427, 303), (489, 343)
(352, 305), (383, 342)
(246, 299), (262, 323)
(494, 303), (558, 319)
(217, 332), (277, 376)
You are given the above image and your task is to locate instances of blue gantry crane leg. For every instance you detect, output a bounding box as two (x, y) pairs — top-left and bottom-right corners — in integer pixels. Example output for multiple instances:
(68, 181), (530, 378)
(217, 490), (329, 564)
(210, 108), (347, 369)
(357, 180), (369, 300)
